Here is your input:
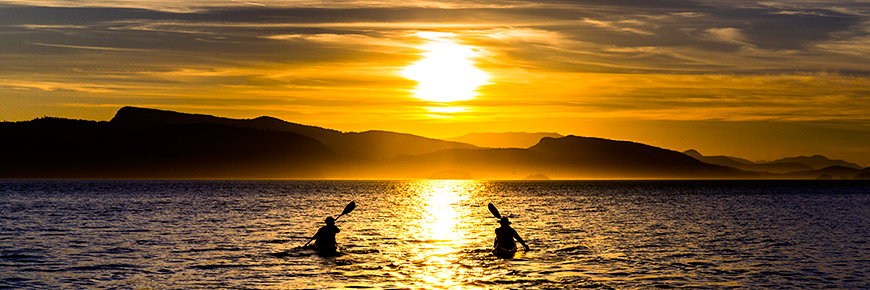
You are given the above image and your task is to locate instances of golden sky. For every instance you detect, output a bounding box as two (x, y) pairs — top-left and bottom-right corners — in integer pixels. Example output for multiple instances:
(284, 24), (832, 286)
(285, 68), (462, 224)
(2, 0), (869, 166)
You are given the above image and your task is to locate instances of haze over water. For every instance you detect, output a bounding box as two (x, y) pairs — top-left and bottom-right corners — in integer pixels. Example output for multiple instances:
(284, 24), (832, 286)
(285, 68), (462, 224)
(2, 180), (869, 289)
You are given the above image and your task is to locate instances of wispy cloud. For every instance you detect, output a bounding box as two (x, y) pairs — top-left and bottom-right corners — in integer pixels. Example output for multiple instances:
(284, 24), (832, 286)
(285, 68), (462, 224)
(26, 42), (156, 52)
(0, 78), (128, 93)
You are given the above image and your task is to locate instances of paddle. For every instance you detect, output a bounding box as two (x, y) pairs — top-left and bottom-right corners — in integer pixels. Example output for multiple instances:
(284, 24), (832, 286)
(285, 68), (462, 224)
(303, 201), (356, 247)
(487, 202), (502, 219)
(335, 201), (356, 221)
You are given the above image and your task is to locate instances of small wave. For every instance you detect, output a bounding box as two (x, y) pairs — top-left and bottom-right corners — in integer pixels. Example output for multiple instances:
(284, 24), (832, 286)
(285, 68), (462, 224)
(263, 239), (293, 244)
(189, 263), (249, 270)
(407, 239), (454, 243)
(0, 253), (43, 263)
(665, 252), (697, 259)
(548, 275), (604, 287)
(343, 248), (380, 254)
(269, 250), (309, 258)
(671, 261), (717, 269)
(172, 247), (243, 253)
(269, 246), (356, 258)
(103, 247), (136, 254)
(67, 263), (141, 271)
(553, 245), (593, 254)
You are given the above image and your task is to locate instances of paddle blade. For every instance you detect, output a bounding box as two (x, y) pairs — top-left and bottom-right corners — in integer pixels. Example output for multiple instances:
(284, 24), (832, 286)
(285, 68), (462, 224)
(341, 201), (356, 216)
(487, 202), (502, 219)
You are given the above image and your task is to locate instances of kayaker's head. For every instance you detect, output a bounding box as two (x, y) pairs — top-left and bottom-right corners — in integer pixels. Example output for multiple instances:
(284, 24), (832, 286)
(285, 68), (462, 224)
(498, 217), (511, 225)
(325, 216), (335, 225)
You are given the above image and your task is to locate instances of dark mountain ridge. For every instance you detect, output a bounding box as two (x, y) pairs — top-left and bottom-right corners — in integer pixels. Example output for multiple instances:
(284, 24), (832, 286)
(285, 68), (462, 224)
(1, 119), (335, 178)
(684, 149), (863, 176)
(770, 155), (862, 170)
(111, 106), (477, 159)
(1, 107), (861, 179)
(683, 149), (813, 174)
(528, 136), (752, 178)
(780, 166), (867, 180)
(335, 136), (753, 179)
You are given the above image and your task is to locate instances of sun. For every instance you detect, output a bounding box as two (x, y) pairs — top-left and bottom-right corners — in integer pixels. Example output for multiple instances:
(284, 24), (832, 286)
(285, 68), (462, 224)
(402, 32), (489, 103)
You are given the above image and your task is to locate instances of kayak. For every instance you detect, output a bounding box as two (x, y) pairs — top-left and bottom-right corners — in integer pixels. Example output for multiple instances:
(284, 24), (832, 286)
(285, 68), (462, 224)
(302, 245), (342, 256)
(492, 245), (517, 258)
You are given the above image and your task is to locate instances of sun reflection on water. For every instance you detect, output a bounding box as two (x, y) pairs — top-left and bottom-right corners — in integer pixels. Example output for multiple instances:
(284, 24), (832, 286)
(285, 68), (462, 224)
(404, 179), (483, 289)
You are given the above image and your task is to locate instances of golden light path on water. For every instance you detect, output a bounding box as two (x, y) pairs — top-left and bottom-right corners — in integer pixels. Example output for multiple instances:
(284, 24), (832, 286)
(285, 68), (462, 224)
(401, 180), (494, 289)
(402, 32), (489, 114)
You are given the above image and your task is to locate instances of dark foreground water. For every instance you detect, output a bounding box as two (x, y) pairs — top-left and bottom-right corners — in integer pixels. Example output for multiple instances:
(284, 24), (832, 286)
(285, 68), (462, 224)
(1, 180), (869, 289)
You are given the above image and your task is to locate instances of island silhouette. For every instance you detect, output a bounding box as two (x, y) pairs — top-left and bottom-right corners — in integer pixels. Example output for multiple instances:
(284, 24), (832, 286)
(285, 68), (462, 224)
(1, 106), (867, 179)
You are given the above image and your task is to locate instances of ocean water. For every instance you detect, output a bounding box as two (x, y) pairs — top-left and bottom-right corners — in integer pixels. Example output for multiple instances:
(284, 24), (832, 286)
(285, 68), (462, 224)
(1, 180), (869, 289)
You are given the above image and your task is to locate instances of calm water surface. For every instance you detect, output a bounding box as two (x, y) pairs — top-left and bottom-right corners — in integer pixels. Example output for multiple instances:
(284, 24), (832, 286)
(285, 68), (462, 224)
(1, 180), (869, 289)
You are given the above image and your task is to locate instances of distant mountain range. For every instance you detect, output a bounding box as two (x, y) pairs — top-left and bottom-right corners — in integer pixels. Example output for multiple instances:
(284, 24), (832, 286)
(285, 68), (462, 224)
(1, 107), (867, 179)
(444, 132), (564, 148)
(683, 149), (868, 179)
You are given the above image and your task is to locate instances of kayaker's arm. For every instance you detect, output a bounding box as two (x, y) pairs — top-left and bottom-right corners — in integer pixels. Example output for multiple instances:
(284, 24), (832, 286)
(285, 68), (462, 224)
(304, 228), (322, 247)
(514, 231), (530, 250)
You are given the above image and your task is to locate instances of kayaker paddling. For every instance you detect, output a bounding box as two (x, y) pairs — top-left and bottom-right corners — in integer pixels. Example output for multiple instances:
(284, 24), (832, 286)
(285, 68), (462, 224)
(301, 201), (356, 255)
(493, 217), (529, 256)
(310, 216), (340, 252)
(487, 203), (530, 257)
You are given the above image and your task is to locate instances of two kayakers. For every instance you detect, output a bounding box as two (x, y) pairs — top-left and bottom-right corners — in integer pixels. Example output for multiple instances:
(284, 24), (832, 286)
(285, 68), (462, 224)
(302, 201), (531, 257)
(494, 217), (530, 254)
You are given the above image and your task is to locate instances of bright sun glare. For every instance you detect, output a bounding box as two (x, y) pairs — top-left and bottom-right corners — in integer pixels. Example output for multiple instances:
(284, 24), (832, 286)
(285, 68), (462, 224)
(402, 32), (489, 104)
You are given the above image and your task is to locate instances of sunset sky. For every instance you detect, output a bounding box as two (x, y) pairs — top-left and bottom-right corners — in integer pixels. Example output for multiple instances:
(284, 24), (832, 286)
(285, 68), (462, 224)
(2, 0), (869, 166)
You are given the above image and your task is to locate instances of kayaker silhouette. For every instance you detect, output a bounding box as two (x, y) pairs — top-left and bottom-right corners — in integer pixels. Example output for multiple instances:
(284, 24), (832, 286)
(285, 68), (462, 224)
(494, 217), (530, 256)
(309, 216), (340, 252)
(301, 201), (355, 255)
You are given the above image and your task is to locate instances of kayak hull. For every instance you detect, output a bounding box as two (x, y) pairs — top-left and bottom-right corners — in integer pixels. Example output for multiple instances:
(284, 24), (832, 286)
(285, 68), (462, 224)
(302, 245), (342, 256)
(492, 246), (517, 258)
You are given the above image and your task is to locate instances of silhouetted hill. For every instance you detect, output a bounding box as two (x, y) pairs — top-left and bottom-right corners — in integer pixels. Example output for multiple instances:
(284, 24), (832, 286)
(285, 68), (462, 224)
(683, 149), (814, 174)
(356, 137), (754, 179)
(780, 166), (866, 180)
(111, 107), (476, 159)
(683, 150), (864, 174)
(769, 155), (862, 170)
(444, 132), (564, 148)
(525, 136), (753, 178)
(111, 106), (244, 129)
(683, 149), (754, 166)
(0, 118), (336, 178)
(523, 174), (551, 180)
(374, 136), (754, 179)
